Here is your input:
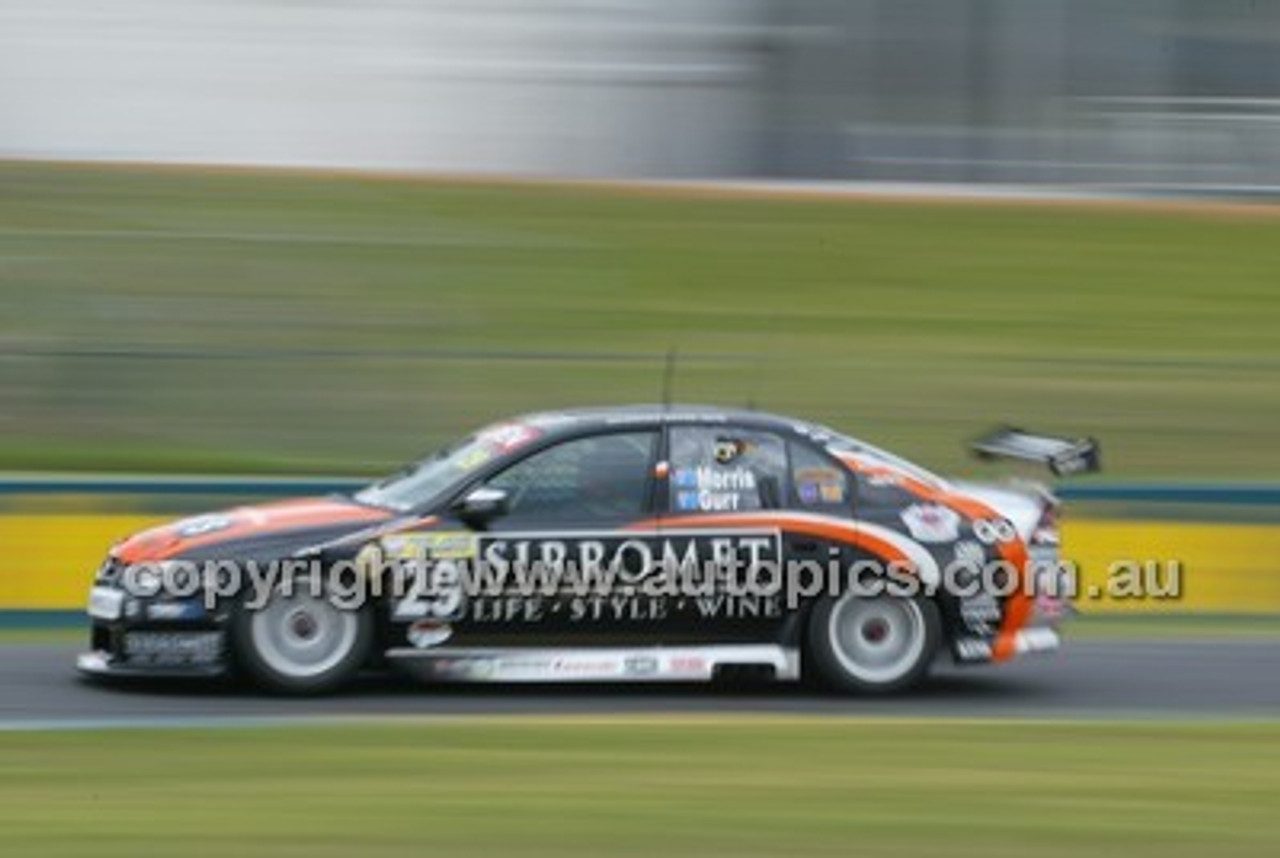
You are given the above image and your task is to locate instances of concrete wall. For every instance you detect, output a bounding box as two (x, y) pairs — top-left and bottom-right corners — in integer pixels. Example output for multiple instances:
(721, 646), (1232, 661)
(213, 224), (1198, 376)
(5, 0), (1280, 184)
(0, 0), (769, 177)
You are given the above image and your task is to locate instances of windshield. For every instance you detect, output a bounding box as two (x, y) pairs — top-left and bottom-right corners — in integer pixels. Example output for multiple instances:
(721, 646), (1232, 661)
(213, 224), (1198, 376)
(354, 422), (543, 512)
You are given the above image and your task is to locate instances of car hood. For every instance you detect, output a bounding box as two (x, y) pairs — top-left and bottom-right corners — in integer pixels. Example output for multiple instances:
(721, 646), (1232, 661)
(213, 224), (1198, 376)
(112, 496), (394, 563)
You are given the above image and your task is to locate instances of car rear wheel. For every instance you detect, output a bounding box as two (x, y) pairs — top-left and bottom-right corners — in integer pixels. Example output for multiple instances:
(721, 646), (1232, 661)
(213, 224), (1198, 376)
(806, 592), (940, 694)
(231, 576), (371, 694)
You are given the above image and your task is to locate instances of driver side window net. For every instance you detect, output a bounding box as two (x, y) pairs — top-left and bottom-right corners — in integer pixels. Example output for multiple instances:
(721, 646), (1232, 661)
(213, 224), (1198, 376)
(486, 432), (656, 522)
(668, 427), (787, 513)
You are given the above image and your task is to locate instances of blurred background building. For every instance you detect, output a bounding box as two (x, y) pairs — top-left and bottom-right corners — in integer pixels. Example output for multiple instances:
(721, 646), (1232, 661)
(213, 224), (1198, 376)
(4, 0), (1280, 189)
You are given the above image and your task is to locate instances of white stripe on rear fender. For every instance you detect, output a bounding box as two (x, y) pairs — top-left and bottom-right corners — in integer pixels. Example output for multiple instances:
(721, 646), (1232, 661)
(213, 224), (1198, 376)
(852, 520), (942, 588)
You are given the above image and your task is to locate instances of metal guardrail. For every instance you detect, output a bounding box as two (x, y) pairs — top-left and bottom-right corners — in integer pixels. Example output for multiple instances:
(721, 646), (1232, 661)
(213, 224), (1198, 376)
(0, 476), (365, 497)
(1059, 484), (1280, 506)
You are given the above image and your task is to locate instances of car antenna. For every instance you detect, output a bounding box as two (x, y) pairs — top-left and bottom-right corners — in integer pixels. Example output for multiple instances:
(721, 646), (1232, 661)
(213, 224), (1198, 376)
(661, 346), (677, 411)
(744, 328), (780, 411)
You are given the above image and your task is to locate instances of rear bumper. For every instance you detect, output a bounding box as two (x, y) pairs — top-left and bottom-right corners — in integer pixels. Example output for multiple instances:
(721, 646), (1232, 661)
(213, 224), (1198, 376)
(1011, 626), (1060, 655)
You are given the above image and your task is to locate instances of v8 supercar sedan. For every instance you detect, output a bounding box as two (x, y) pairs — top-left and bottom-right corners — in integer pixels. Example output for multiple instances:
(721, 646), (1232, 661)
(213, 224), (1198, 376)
(79, 406), (1098, 695)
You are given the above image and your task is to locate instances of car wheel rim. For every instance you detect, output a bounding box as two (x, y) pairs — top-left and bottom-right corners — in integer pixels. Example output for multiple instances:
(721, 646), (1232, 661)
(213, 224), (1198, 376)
(249, 588), (357, 679)
(828, 595), (926, 685)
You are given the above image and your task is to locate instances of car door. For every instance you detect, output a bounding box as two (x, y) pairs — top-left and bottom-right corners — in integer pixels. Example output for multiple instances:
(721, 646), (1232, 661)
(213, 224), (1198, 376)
(654, 423), (798, 642)
(450, 428), (663, 642)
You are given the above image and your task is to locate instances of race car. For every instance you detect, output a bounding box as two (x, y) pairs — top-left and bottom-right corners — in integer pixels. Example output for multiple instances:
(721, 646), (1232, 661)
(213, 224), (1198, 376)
(78, 406), (1097, 694)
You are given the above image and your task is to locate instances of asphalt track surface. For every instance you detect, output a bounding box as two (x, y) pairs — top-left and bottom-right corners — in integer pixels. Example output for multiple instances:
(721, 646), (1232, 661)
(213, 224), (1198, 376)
(2, 639), (1280, 728)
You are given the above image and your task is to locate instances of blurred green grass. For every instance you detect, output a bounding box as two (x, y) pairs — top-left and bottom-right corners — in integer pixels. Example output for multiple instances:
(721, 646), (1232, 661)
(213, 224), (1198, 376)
(2, 163), (1278, 478)
(1, 719), (1277, 857)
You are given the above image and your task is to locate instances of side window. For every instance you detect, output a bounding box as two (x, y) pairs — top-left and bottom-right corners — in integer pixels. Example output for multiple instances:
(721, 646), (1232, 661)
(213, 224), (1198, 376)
(486, 432), (657, 523)
(668, 426), (787, 513)
(788, 442), (851, 510)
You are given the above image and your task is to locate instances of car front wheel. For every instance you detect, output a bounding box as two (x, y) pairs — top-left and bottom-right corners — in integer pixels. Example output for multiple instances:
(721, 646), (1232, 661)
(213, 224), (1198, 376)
(231, 577), (372, 694)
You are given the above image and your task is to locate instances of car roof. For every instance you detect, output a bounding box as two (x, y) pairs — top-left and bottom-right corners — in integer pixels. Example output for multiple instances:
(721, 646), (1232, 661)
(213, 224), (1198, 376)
(516, 404), (816, 437)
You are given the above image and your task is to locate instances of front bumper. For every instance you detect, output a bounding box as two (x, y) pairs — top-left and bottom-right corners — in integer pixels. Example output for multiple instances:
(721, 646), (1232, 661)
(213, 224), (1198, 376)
(80, 584), (230, 678)
(76, 648), (228, 679)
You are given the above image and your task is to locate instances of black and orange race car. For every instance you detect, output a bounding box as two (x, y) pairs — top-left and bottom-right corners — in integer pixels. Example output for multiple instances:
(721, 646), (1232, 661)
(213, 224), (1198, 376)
(79, 406), (1098, 694)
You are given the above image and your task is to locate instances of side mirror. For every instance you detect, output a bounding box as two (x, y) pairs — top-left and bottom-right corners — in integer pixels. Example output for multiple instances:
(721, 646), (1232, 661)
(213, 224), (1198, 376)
(454, 487), (509, 527)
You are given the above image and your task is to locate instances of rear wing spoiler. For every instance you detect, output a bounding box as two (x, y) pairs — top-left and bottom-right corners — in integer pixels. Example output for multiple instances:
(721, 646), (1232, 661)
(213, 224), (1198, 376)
(971, 427), (1101, 476)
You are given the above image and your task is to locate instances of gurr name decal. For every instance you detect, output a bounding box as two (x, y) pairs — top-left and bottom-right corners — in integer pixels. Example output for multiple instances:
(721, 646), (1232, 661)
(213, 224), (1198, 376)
(673, 466), (758, 511)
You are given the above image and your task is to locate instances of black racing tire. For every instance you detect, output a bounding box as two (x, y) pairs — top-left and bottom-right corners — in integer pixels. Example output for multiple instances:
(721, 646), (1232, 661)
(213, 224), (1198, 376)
(230, 574), (372, 695)
(806, 592), (941, 695)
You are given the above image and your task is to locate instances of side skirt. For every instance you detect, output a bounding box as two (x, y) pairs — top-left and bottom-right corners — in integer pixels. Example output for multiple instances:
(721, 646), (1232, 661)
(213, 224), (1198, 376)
(387, 644), (800, 683)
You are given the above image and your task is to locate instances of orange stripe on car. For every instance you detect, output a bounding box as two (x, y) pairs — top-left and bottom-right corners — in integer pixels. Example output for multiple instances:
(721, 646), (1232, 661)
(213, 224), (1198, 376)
(645, 512), (914, 567)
